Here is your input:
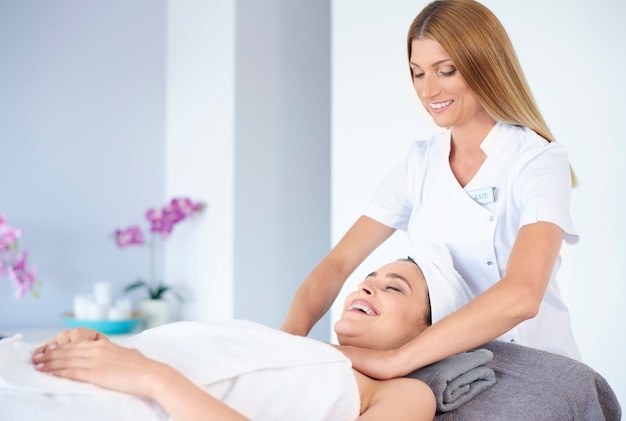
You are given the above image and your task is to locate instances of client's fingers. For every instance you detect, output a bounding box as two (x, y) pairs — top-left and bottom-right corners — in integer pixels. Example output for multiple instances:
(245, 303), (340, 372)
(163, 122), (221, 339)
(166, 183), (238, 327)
(34, 353), (97, 385)
(33, 328), (108, 356)
(71, 328), (107, 341)
(33, 341), (101, 372)
(33, 330), (73, 355)
(33, 340), (160, 397)
(33, 342), (57, 356)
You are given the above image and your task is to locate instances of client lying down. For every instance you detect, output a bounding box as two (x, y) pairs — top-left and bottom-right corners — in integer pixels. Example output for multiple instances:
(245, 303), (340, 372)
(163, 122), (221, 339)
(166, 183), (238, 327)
(16, 244), (473, 420)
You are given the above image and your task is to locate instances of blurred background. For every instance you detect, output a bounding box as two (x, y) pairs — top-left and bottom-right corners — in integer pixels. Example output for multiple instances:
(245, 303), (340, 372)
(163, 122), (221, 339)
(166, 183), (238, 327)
(0, 0), (623, 406)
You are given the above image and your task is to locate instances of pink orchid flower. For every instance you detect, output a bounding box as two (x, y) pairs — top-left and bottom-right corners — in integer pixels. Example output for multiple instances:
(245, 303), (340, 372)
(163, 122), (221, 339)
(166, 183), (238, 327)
(114, 198), (205, 300)
(114, 225), (145, 247)
(169, 198), (204, 218)
(9, 251), (37, 298)
(0, 214), (39, 299)
(146, 208), (175, 237)
(160, 204), (185, 225)
(0, 216), (21, 250)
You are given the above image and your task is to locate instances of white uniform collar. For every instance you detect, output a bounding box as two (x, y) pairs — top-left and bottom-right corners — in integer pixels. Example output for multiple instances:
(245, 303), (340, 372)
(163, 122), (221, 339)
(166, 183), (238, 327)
(479, 121), (508, 156)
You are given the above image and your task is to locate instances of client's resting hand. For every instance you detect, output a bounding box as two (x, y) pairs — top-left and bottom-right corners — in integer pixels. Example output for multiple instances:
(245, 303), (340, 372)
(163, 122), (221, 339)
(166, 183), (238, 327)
(32, 337), (169, 398)
(33, 327), (110, 356)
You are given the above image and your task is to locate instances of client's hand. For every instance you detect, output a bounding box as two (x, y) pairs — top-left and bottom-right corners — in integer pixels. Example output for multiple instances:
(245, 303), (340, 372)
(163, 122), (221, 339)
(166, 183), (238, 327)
(32, 339), (169, 398)
(33, 327), (110, 357)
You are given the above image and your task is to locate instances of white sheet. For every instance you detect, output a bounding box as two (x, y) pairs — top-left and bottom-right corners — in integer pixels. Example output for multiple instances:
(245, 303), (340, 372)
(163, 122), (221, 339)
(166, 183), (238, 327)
(0, 320), (360, 421)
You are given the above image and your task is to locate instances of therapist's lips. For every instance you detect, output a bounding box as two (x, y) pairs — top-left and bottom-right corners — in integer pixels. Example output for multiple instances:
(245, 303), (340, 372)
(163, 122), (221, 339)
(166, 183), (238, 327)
(428, 99), (453, 113)
(347, 299), (379, 316)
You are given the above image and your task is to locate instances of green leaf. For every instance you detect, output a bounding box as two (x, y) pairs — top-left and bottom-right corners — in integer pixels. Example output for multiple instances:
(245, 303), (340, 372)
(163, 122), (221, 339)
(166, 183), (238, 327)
(125, 279), (185, 302)
(151, 285), (185, 301)
(152, 285), (170, 299)
(124, 280), (149, 293)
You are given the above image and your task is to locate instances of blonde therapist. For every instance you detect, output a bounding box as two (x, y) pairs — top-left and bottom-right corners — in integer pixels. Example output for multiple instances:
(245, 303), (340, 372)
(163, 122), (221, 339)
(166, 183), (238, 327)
(281, 0), (580, 380)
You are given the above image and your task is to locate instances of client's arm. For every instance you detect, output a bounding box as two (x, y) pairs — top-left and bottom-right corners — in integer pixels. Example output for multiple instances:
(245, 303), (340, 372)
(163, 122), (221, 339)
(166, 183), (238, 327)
(32, 329), (434, 419)
(32, 339), (249, 421)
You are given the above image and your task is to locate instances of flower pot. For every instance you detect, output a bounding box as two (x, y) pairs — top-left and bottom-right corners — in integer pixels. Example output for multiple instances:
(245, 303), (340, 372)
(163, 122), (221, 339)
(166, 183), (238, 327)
(138, 298), (170, 329)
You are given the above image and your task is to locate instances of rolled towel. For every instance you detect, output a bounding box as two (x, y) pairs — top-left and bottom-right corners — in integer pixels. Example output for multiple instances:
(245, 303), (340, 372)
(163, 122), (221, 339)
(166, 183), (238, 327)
(406, 349), (496, 412)
(411, 243), (474, 323)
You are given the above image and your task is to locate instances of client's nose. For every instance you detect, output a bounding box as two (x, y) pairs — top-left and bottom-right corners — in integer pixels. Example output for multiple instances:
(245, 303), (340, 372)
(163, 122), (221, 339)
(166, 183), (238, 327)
(359, 283), (373, 295)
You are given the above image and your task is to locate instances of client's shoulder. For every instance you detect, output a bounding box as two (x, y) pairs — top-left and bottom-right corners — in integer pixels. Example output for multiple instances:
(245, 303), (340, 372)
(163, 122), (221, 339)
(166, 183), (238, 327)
(353, 369), (435, 420)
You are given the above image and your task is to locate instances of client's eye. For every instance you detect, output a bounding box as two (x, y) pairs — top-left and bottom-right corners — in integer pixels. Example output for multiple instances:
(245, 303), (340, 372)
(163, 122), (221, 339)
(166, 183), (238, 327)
(386, 285), (401, 292)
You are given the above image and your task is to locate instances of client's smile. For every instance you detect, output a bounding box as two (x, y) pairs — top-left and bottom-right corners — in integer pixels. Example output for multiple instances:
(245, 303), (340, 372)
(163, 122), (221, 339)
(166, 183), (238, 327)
(347, 299), (379, 316)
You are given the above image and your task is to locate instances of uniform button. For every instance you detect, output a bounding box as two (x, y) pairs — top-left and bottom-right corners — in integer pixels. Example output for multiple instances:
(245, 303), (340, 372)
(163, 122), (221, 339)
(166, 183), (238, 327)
(488, 215), (495, 221)
(486, 260), (493, 266)
(510, 339), (516, 344)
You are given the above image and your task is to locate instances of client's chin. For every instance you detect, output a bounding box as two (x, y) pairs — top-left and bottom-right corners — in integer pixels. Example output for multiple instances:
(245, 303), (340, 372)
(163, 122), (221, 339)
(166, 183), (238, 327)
(334, 319), (384, 351)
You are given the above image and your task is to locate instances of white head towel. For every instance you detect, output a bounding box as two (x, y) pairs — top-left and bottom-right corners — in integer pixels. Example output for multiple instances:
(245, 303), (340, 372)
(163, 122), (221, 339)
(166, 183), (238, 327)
(410, 243), (474, 324)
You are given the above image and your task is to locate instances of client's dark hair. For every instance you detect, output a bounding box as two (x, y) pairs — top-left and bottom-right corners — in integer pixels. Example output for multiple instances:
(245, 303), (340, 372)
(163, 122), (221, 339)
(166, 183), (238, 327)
(399, 256), (432, 325)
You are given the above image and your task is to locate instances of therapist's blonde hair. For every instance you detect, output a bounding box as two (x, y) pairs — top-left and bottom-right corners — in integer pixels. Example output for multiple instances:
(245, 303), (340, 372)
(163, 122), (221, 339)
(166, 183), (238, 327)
(407, 0), (578, 186)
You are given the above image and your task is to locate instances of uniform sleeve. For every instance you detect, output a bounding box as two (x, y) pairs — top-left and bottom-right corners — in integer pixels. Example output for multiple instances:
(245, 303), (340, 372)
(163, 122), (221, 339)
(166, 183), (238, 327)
(515, 142), (579, 244)
(363, 141), (429, 231)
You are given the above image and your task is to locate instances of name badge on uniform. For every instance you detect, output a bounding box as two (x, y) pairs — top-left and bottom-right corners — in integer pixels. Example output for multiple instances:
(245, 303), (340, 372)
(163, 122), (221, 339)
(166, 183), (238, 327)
(469, 186), (496, 205)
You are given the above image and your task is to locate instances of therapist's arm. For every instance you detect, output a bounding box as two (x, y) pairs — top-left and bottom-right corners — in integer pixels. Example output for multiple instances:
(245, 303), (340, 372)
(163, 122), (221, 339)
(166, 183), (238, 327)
(340, 221), (563, 379)
(281, 216), (395, 336)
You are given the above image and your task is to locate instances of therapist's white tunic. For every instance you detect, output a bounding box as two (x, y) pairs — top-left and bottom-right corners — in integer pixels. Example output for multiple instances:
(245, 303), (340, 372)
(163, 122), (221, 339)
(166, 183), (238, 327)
(365, 122), (581, 360)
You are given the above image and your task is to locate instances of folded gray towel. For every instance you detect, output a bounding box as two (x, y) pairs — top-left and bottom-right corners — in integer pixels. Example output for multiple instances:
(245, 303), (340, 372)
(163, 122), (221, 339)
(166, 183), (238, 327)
(434, 341), (621, 421)
(405, 349), (496, 412)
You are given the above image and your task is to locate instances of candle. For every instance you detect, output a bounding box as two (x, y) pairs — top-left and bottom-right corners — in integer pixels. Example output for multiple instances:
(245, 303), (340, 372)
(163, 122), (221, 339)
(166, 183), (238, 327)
(93, 281), (112, 307)
(73, 294), (89, 319)
(113, 297), (132, 319)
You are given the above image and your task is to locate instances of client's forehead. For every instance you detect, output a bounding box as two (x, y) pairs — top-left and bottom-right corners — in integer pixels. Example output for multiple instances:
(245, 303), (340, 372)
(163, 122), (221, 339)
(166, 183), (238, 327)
(373, 260), (426, 286)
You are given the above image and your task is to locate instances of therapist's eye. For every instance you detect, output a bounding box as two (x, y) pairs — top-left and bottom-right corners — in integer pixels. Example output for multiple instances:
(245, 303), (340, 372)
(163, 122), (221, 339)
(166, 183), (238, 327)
(437, 66), (457, 77)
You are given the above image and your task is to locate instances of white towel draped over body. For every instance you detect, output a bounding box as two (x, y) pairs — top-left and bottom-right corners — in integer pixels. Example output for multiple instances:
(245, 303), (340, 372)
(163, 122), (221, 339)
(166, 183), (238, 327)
(0, 320), (360, 421)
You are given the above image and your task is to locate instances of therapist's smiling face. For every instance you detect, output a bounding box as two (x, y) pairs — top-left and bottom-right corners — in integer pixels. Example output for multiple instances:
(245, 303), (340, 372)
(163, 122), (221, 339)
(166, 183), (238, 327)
(334, 260), (430, 351)
(409, 38), (490, 131)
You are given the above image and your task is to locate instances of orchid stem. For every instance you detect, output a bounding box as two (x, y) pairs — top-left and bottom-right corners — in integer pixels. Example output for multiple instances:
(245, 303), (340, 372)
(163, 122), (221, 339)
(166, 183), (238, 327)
(149, 233), (156, 296)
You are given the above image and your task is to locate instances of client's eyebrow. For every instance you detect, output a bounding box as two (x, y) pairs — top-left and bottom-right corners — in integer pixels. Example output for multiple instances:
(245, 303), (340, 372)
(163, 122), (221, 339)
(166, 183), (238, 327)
(387, 273), (413, 291)
(365, 272), (413, 291)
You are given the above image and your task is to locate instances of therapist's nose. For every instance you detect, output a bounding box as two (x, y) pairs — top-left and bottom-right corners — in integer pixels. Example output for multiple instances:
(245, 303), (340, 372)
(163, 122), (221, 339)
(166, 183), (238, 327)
(418, 73), (440, 99)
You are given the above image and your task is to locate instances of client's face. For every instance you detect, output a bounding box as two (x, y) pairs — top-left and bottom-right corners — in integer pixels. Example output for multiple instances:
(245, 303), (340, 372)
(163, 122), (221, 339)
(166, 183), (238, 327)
(334, 260), (430, 350)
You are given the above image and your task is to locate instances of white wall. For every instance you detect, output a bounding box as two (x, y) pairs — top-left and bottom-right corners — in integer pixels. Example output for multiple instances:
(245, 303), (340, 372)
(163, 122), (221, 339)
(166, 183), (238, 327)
(331, 0), (626, 405)
(164, 0), (332, 340)
(164, 0), (236, 323)
(0, 0), (331, 342)
(233, 0), (331, 340)
(0, 0), (166, 330)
